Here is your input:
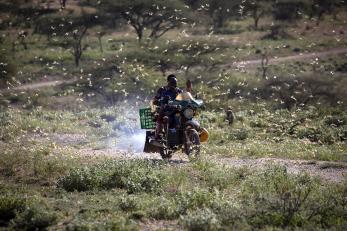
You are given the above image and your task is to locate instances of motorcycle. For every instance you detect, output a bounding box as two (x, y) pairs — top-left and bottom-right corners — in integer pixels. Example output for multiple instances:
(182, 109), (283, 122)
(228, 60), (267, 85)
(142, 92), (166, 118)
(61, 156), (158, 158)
(140, 91), (209, 159)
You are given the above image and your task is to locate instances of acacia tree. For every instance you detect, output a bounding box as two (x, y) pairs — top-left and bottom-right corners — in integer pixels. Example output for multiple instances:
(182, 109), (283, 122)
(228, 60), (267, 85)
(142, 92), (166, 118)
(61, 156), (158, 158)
(33, 2), (100, 66)
(244, 0), (273, 29)
(205, 0), (240, 29)
(100, 0), (190, 43)
(305, 0), (340, 24)
(272, 0), (305, 21)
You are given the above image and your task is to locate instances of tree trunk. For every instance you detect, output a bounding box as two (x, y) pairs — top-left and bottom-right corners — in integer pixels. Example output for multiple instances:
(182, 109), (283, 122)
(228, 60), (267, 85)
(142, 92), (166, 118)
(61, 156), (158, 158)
(134, 25), (143, 43)
(11, 41), (16, 58)
(60, 0), (67, 8)
(22, 40), (28, 50)
(98, 36), (103, 53)
(213, 13), (224, 29)
(254, 17), (259, 30)
(261, 52), (269, 79)
(75, 56), (79, 67)
(316, 10), (325, 25)
(137, 31), (143, 43)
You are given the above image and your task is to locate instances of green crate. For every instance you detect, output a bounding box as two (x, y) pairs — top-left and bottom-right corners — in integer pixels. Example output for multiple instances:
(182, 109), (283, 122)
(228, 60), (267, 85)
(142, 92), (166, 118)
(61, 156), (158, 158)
(139, 108), (156, 129)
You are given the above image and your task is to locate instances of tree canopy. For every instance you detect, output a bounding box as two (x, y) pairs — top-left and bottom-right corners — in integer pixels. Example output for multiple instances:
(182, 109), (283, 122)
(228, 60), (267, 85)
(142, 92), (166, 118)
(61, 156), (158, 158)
(100, 0), (191, 42)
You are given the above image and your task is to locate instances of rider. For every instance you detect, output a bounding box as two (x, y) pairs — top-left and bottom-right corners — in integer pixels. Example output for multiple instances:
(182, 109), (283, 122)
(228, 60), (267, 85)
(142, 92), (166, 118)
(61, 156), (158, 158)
(152, 74), (183, 139)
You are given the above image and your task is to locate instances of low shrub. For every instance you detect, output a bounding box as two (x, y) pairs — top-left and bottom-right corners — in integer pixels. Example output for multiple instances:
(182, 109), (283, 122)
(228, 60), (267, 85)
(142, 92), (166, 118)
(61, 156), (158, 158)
(175, 188), (218, 215)
(324, 115), (346, 127)
(249, 119), (267, 128)
(66, 217), (139, 231)
(57, 166), (107, 192)
(119, 195), (141, 212)
(12, 205), (57, 231)
(181, 208), (221, 231)
(209, 201), (248, 229)
(232, 128), (249, 141)
(239, 165), (347, 229)
(0, 196), (26, 225)
(149, 197), (179, 220)
(58, 160), (166, 193)
(0, 110), (22, 142)
(295, 125), (342, 144)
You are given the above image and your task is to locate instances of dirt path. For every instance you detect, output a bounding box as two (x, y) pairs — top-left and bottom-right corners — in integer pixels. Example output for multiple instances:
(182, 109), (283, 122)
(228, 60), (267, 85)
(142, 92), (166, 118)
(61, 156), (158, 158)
(72, 146), (346, 183)
(216, 157), (347, 183)
(226, 47), (347, 68)
(45, 133), (347, 183)
(0, 79), (76, 94)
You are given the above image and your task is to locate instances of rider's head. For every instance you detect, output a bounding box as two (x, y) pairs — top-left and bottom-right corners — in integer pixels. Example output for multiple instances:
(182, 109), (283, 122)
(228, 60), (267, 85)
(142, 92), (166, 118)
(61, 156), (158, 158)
(167, 74), (177, 89)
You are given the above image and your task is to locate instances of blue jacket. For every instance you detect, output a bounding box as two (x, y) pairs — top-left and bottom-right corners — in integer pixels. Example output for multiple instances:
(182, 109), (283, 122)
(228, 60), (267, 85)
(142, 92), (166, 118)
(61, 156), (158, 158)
(154, 86), (182, 106)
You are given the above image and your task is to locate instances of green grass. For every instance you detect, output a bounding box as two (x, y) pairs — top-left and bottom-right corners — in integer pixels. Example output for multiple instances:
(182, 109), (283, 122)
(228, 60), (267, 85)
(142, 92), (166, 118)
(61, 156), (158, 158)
(0, 107), (120, 142)
(202, 105), (347, 161)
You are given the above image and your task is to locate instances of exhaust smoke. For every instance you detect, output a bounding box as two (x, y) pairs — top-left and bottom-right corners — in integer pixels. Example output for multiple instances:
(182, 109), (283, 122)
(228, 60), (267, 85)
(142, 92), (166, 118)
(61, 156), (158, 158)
(114, 128), (146, 153)
(105, 104), (147, 153)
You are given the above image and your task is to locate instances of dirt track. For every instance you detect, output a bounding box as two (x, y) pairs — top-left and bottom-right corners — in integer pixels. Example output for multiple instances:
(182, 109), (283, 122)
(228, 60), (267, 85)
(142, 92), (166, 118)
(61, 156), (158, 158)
(72, 146), (347, 183)
(0, 79), (76, 94)
(229, 47), (347, 68)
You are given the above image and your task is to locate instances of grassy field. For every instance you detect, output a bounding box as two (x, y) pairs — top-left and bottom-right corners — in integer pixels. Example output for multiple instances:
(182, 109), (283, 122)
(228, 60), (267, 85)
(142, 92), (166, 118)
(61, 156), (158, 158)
(0, 3), (347, 230)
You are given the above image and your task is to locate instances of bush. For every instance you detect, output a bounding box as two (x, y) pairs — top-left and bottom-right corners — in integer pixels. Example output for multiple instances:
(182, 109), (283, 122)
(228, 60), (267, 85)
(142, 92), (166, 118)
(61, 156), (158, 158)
(295, 125), (342, 144)
(58, 160), (166, 193)
(273, 2), (303, 21)
(66, 217), (138, 231)
(12, 205), (57, 231)
(240, 166), (317, 227)
(119, 195), (141, 212)
(57, 166), (106, 192)
(181, 208), (221, 231)
(0, 196), (26, 225)
(106, 160), (166, 194)
(262, 25), (294, 40)
(149, 197), (179, 220)
(324, 115), (346, 127)
(0, 110), (22, 142)
(176, 188), (218, 215)
(232, 129), (249, 141)
(249, 118), (268, 128)
(239, 165), (347, 229)
(209, 201), (248, 229)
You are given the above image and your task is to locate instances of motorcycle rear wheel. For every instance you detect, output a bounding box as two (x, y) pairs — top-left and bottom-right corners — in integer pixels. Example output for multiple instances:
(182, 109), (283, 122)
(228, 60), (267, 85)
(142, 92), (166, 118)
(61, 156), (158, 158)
(184, 129), (200, 157)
